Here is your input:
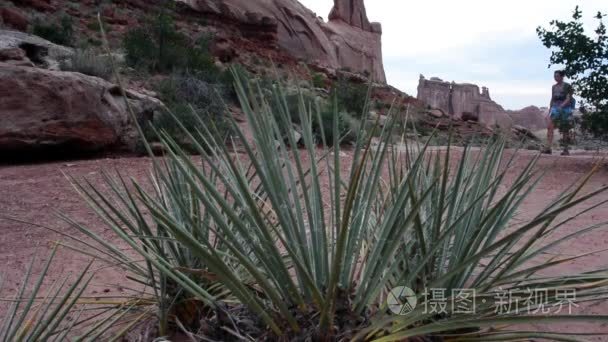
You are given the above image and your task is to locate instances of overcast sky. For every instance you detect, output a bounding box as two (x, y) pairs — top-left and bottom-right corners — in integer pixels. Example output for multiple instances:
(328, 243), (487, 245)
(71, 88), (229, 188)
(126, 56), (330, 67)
(299, 0), (607, 109)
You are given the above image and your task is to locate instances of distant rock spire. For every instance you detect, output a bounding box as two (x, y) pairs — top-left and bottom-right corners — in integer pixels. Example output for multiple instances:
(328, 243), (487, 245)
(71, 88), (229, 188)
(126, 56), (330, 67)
(481, 86), (490, 99)
(328, 0), (372, 31)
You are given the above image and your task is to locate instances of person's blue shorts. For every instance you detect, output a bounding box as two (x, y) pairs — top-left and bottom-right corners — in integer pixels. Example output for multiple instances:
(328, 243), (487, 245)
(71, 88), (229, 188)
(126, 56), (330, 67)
(550, 106), (573, 122)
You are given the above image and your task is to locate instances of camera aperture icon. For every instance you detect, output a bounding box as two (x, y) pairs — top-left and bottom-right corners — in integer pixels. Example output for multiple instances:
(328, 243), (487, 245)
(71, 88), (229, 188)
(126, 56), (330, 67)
(387, 286), (417, 315)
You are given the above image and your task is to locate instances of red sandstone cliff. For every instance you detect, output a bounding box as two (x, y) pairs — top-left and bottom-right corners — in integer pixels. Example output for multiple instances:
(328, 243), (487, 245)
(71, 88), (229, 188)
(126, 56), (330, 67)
(2, 0), (386, 83)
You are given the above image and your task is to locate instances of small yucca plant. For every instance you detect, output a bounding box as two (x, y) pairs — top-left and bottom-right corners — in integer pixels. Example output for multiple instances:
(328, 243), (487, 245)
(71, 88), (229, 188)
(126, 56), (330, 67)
(62, 70), (608, 340)
(0, 245), (145, 341)
(60, 49), (114, 81)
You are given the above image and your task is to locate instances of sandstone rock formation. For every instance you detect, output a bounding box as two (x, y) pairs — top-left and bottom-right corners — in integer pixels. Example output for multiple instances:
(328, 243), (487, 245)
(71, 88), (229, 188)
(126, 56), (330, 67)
(417, 75), (548, 131)
(0, 29), (73, 69)
(507, 106), (548, 131)
(3, 0), (386, 83)
(1, 7), (29, 31)
(179, 0), (386, 83)
(0, 63), (162, 155)
(329, 0), (371, 31)
(417, 77), (451, 116)
(0, 0), (392, 157)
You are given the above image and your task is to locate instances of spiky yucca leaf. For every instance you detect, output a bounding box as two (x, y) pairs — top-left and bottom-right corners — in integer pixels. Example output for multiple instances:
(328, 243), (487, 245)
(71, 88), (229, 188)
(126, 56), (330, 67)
(0, 245), (141, 341)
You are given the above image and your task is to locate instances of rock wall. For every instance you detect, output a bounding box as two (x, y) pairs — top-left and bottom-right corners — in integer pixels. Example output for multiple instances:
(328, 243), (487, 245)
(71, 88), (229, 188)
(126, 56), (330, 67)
(329, 0), (371, 30)
(0, 30), (73, 69)
(0, 32), (163, 156)
(416, 77), (451, 114)
(507, 106), (548, 131)
(0, 62), (162, 154)
(2, 0), (386, 82)
(417, 75), (547, 130)
(180, 0), (386, 83)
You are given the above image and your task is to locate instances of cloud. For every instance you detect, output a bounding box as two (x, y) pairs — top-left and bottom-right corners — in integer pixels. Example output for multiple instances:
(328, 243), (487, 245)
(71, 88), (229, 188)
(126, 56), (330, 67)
(299, 0), (607, 108)
(302, 0), (605, 57)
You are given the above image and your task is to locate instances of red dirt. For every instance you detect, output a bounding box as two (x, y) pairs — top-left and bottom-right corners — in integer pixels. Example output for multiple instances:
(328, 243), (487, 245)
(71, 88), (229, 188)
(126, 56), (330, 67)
(1, 150), (607, 339)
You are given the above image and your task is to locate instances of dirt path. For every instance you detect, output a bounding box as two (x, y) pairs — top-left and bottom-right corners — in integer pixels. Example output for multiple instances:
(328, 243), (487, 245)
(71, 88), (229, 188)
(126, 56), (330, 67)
(1, 150), (607, 339)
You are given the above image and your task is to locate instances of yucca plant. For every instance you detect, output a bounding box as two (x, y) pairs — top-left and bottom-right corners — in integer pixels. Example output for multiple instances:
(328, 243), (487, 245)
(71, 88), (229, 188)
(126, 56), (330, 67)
(63, 159), (239, 337)
(64, 70), (608, 340)
(0, 244), (145, 341)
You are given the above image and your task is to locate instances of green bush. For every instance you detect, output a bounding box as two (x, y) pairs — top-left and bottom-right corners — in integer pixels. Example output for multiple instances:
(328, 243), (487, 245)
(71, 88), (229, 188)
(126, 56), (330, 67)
(145, 73), (232, 150)
(581, 109), (608, 139)
(32, 16), (74, 46)
(86, 20), (111, 33)
(261, 77), (361, 129)
(311, 72), (326, 88)
(269, 90), (360, 146)
(313, 108), (359, 145)
(123, 12), (217, 75)
(87, 38), (103, 47)
(331, 77), (368, 118)
(60, 49), (113, 80)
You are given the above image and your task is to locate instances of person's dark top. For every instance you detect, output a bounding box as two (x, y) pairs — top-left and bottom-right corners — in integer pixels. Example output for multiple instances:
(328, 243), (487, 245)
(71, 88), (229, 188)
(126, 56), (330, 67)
(551, 82), (573, 108)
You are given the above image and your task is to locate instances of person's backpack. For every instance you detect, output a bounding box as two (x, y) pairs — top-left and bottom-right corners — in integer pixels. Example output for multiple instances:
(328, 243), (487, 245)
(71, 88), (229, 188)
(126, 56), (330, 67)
(570, 98), (576, 110)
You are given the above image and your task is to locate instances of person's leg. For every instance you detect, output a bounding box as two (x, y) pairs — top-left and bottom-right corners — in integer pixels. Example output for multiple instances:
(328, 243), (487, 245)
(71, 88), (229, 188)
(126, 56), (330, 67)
(561, 128), (570, 155)
(561, 130), (571, 155)
(560, 112), (574, 156)
(545, 116), (554, 154)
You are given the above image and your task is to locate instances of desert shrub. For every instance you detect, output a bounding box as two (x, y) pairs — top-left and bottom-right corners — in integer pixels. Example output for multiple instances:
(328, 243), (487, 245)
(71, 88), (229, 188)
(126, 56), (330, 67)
(87, 38), (103, 47)
(145, 73), (232, 151)
(313, 107), (359, 145)
(581, 108), (608, 138)
(331, 76), (369, 118)
(122, 27), (154, 69)
(60, 49), (113, 80)
(32, 15), (74, 46)
(208, 63), (250, 103)
(269, 89), (360, 146)
(123, 12), (217, 75)
(85, 20), (111, 33)
(311, 72), (326, 88)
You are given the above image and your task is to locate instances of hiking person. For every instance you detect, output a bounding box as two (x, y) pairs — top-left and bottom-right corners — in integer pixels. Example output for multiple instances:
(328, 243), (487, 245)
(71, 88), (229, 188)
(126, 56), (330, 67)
(544, 70), (575, 155)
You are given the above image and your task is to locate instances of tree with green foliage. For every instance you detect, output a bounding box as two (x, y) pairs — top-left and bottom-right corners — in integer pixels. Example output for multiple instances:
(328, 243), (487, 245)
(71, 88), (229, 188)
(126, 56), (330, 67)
(537, 6), (608, 139)
(123, 9), (216, 74)
(150, 73), (232, 149)
(331, 76), (369, 118)
(32, 15), (74, 46)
